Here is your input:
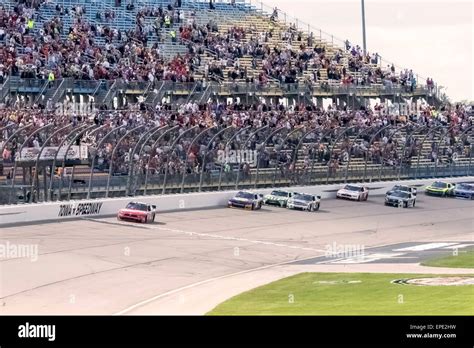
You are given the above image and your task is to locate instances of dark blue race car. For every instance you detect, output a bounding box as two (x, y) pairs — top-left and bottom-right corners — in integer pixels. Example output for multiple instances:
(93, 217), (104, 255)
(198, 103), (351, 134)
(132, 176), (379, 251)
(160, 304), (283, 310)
(452, 183), (474, 200)
(228, 191), (263, 210)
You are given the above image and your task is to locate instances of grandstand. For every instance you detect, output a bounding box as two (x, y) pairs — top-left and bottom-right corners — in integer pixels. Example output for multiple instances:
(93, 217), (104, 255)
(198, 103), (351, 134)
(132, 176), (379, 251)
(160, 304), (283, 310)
(0, 0), (473, 205)
(1, 0), (440, 108)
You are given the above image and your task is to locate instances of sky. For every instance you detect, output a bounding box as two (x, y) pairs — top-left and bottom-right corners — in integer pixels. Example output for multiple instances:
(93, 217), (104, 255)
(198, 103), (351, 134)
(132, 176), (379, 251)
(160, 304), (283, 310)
(257, 0), (473, 102)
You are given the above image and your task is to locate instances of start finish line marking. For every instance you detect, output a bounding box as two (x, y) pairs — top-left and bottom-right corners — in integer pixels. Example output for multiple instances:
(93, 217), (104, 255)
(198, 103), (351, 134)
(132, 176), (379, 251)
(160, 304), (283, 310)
(393, 242), (458, 252)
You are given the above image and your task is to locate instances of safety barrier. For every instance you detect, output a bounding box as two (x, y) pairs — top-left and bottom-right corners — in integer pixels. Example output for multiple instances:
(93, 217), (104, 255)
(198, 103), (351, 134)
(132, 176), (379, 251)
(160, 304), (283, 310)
(1, 176), (472, 226)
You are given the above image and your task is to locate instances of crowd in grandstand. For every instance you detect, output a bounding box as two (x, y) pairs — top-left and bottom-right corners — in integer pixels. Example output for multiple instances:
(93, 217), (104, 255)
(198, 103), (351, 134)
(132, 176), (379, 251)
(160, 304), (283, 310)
(1, 0), (470, 192)
(1, 100), (472, 183)
(0, 0), (436, 89)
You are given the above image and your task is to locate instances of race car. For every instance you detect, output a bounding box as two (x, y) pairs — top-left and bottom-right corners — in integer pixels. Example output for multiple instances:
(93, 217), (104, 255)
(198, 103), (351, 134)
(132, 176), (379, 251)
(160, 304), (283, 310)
(287, 193), (321, 212)
(452, 183), (474, 199)
(385, 190), (416, 208)
(336, 184), (369, 201)
(228, 191), (263, 210)
(425, 181), (455, 197)
(117, 202), (156, 223)
(386, 184), (417, 196)
(263, 190), (295, 207)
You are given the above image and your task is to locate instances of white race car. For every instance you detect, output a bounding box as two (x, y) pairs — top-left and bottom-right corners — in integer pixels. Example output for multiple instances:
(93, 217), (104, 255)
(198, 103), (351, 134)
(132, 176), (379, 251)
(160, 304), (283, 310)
(336, 184), (369, 201)
(287, 193), (321, 212)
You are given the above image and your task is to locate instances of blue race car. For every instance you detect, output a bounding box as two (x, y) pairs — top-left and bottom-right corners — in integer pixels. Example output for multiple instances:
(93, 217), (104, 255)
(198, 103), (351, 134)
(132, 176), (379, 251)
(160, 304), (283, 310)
(452, 183), (474, 199)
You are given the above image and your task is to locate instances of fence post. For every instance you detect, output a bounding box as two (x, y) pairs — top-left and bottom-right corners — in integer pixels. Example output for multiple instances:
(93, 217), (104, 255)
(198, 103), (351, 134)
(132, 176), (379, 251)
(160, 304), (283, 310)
(235, 125), (268, 190)
(31, 124), (72, 203)
(254, 127), (285, 189)
(86, 125), (124, 199)
(105, 125), (144, 198)
(144, 126), (180, 196)
(49, 124), (95, 202)
(162, 126), (198, 195)
(130, 126), (169, 197)
(414, 126), (444, 180)
(125, 125), (163, 197)
(345, 126), (378, 183)
(181, 127), (216, 194)
(198, 126), (234, 192)
(9, 124), (54, 204)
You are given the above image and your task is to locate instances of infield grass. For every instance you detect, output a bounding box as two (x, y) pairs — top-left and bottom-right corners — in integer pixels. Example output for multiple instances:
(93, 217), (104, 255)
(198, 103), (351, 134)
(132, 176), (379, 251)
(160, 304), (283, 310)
(208, 273), (474, 315)
(421, 250), (474, 269)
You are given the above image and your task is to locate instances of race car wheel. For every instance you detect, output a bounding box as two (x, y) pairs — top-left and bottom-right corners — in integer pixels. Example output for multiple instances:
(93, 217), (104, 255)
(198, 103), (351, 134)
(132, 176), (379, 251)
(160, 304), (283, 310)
(315, 203), (320, 211)
(251, 203), (255, 211)
(413, 200), (416, 207)
(357, 195), (361, 201)
(143, 216), (147, 223)
(308, 205), (314, 212)
(403, 201), (408, 208)
(151, 214), (155, 222)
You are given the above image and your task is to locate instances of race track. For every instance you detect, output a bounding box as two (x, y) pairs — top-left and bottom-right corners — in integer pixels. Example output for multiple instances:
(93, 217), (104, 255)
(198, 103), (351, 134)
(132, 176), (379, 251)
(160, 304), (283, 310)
(1, 194), (473, 315)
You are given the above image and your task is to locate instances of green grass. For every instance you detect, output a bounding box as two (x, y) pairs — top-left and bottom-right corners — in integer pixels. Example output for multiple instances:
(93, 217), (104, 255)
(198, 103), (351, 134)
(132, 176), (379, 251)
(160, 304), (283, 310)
(421, 250), (474, 269)
(208, 273), (474, 315)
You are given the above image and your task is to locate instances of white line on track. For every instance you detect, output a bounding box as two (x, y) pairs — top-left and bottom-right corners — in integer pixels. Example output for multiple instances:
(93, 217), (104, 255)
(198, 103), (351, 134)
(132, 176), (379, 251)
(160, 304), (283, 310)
(443, 244), (474, 249)
(393, 242), (458, 251)
(153, 226), (328, 252)
(108, 220), (328, 253)
(114, 253), (326, 315)
(111, 222), (336, 315)
(110, 223), (430, 315)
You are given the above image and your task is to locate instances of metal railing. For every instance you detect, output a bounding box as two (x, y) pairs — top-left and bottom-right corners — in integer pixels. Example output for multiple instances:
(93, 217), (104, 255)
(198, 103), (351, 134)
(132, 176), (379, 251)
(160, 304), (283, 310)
(2, 77), (440, 107)
(1, 123), (472, 205)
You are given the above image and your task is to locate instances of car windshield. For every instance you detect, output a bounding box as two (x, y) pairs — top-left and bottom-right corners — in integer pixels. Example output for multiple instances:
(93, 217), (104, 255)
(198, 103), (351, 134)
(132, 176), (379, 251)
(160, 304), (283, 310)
(393, 185), (409, 191)
(344, 185), (361, 191)
(236, 192), (255, 200)
(391, 191), (409, 198)
(271, 191), (288, 197)
(294, 194), (313, 201)
(431, 182), (448, 189)
(456, 184), (474, 191)
(126, 202), (148, 211)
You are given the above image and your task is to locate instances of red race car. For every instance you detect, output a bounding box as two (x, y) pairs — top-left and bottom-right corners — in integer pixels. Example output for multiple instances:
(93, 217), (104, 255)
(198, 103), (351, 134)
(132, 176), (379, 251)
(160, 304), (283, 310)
(117, 202), (156, 223)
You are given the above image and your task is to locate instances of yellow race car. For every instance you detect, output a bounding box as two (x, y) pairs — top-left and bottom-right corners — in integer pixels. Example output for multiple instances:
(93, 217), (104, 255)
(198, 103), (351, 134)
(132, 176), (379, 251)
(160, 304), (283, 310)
(425, 181), (455, 197)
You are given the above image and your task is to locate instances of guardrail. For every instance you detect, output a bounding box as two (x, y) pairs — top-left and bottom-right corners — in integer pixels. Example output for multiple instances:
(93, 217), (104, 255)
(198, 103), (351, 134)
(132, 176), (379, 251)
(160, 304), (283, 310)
(1, 176), (473, 226)
(1, 78), (439, 105)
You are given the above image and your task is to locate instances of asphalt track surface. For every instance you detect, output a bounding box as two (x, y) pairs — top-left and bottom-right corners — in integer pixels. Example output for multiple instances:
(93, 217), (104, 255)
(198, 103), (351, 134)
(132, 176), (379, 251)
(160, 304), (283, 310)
(0, 194), (473, 315)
